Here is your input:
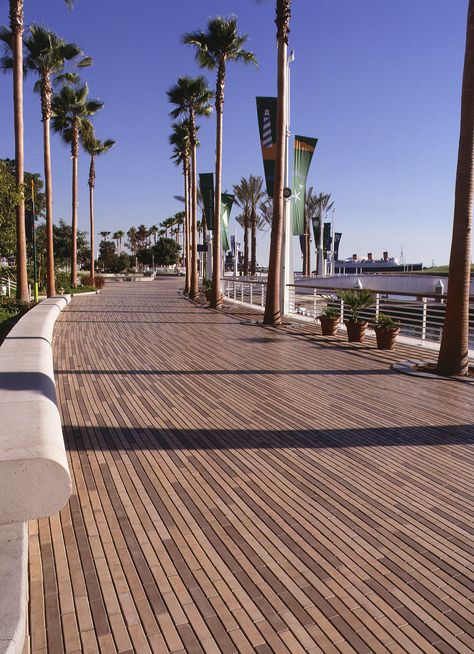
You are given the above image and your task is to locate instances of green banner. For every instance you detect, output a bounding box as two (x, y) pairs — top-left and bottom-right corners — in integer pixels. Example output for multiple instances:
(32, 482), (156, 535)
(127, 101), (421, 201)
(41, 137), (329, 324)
(199, 173), (214, 231)
(256, 97), (277, 198)
(292, 135), (318, 235)
(221, 193), (234, 251)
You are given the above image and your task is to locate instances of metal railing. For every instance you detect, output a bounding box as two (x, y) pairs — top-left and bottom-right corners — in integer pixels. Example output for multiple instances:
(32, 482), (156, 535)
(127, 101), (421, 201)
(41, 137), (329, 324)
(0, 276), (17, 298)
(222, 278), (474, 351)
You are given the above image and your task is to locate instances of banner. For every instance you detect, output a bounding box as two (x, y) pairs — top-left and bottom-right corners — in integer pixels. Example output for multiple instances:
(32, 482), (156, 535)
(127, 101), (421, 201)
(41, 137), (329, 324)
(221, 193), (234, 251)
(323, 222), (332, 257)
(334, 232), (342, 260)
(312, 216), (320, 245)
(199, 173), (214, 231)
(256, 97), (277, 197)
(292, 135), (318, 235)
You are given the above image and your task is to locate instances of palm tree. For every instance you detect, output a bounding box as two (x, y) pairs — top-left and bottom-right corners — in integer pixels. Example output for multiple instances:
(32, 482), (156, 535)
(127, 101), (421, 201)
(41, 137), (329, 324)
(437, 0), (474, 377)
(184, 16), (257, 307)
(170, 120), (192, 293)
(113, 230), (125, 253)
(303, 186), (318, 275)
(81, 127), (115, 283)
(127, 227), (137, 258)
(233, 177), (250, 275)
(168, 75), (213, 299)
(149, 225), (159, 245)
(1, 0), (76, 300)
(313, 192), (333, 274)
(99, 231), (110, 241)
(52, 83), (103, 286)
(259, 0), (291, 325)
(1, 25), (90, 297)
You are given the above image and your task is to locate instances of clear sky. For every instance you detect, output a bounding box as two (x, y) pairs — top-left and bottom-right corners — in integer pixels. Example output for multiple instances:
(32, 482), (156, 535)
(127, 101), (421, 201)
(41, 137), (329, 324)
(0, 0), (471, 268)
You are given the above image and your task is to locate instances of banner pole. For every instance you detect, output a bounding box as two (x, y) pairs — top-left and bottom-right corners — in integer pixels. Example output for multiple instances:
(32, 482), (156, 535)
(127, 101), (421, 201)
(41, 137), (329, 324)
(280, 49), (295, 317)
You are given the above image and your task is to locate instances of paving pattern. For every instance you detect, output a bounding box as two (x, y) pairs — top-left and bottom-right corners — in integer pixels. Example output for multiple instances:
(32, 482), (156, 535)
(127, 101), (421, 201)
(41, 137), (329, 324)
(26, 279), (474, 653)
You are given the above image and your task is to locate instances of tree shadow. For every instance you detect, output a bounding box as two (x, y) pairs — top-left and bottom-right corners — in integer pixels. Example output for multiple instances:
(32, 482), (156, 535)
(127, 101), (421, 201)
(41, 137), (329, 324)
(64, 423), (474, 453)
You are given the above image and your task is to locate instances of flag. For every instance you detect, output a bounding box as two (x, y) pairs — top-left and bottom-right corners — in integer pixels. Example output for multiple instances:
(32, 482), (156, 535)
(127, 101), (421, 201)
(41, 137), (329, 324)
(334, 232), (342, 260)
(199, 173), (214, 231)
(292, 136), (318, 235)
(221, 193), (234, 251)
(256, 97), (277, 197)
(323, 222), (332, 257)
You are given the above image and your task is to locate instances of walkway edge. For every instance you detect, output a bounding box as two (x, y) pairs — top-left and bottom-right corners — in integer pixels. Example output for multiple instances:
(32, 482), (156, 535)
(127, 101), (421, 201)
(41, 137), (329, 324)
(0, 295), (71, 654)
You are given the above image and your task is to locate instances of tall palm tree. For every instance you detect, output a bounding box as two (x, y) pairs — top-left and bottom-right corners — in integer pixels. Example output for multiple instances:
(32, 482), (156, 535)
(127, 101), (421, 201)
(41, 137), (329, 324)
(52, 83), (103, 286)
(112, 231), (121, 251)
(313, 192), (333, 274)
(168, 75), (213, 299)
(170, 120), (192, 293)
(2, 0), (75, 300)
(233, 177), (250, 275)
(184, 16), (257, 308)
(259, 0), (291, 325)
(303, 186), (318, 275)
(1, 25), (90, 296)
(99, 231), (110, 241)
(437, 0), (474, 377)
(82, 127), (115, 283)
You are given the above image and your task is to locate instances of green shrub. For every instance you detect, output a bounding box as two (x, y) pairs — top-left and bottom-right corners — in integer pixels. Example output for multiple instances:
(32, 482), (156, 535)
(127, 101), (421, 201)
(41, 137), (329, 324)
(319, 306), (340, 319)
(374, 313), (399, 330)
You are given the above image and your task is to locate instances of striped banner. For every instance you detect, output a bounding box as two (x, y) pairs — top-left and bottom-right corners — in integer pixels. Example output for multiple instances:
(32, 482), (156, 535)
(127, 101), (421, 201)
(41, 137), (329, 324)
(256, 97), (277, 198)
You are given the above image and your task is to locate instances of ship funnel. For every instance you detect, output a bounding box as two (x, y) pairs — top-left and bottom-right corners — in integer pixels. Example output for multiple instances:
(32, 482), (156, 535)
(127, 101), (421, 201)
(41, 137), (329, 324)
(352, 254), (357, 261)
(367, 252), (372, 261)
(383, 251), (388, 261)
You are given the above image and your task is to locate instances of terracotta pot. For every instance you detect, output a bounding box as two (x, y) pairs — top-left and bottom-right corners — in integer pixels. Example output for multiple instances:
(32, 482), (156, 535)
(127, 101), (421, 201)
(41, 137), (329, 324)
(319, 315), (340, 336)
(374, 326), (400, 350)
(344, 320), (368, 343)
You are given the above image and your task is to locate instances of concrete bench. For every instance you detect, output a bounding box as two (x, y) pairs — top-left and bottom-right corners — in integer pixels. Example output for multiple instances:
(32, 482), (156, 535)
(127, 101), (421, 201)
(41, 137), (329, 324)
(0, 296), (71, 653)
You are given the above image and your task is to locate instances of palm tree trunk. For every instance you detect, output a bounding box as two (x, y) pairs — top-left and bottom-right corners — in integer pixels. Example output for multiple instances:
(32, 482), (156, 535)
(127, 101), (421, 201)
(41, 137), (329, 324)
(437, 0), (474, 376)
(263, 1), (290, 325)
(71, 122), (79, 287)
(11, 0), (28, 302)
(303, 207), (309, 275)
(190, 113), (199, 299)
(243, 215), (249, 275)
(89, 155), (95, 283)
(251, 209), (257, 275)
(211, 61), (226, 309)
(43, 108), (56, 297)
(183, 160), (190, 294)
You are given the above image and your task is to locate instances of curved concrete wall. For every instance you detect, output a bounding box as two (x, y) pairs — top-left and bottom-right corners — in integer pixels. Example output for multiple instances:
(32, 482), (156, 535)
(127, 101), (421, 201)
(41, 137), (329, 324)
(0, 295), (71, 653)
(0, 296), (72, 524)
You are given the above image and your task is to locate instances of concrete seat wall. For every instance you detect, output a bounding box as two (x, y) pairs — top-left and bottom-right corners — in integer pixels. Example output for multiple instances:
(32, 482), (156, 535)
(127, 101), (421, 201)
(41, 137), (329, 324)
(0, 295), (71, 653)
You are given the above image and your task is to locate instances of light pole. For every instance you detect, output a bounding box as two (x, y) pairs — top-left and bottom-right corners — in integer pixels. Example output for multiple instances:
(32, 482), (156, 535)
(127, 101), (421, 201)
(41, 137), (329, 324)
(280, 48), (295, 316)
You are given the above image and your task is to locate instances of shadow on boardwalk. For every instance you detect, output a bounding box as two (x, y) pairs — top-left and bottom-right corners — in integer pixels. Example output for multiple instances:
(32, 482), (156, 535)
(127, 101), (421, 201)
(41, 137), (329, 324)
(66, 423), (474, 452)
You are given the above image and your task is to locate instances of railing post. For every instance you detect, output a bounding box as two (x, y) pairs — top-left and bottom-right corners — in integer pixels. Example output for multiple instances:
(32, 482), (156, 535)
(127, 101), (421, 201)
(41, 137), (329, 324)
(340, 297), (344, 323)
(241, 282), (244, 302)
(7, 278), (11, 297)
(421, 297), (428, 342)
(261, 283), (265, 307)
(250, 283), (253, 305)
(313, 289), (317, 321)
(375, 293), (380, 320)
(233, 282), (236, 300)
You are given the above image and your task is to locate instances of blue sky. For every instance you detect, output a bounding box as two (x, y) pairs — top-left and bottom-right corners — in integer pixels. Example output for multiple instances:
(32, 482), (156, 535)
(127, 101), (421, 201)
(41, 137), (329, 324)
(0, 0), (471, 268)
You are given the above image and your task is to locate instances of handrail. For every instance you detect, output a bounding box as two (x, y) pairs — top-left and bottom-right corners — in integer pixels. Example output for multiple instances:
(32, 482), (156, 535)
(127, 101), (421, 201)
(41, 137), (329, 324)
(287, 282), (474, 302)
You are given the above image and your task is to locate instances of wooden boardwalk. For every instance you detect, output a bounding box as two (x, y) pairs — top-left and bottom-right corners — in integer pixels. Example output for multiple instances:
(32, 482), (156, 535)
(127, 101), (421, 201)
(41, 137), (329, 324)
(26, 279), (474, 653)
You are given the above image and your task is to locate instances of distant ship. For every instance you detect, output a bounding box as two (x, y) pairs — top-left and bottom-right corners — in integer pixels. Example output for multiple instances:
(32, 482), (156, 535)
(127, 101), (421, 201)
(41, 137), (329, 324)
(334, 251), (422, 274)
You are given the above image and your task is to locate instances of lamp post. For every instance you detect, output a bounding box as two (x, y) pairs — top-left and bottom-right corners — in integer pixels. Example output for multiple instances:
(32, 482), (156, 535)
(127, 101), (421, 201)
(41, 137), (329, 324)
(280, 48), (295, 316)
(31, 180), (39, 302)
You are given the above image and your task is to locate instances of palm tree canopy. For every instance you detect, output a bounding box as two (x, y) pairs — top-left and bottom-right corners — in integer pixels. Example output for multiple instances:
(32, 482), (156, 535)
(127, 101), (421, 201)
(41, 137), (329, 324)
(183, 16), (257, 70)
(25, 25), (90, 76)
(167, 75), (213, 121)
(51, 83), (103, 145)
(169, 119), (198, 167)
(82, 124), (115, 157)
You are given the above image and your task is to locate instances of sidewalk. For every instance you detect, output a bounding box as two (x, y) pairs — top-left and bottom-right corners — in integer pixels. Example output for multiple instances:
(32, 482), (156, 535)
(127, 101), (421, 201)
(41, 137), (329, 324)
(26, 278), (474, 653)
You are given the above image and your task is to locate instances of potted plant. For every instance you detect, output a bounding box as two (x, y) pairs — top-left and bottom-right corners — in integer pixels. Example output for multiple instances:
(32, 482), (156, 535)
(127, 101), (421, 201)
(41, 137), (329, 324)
(318, 306), (340, 336)
(337, 288), (375, 343)
(201, 278), (212, 302)
(373, 313), (400, 350)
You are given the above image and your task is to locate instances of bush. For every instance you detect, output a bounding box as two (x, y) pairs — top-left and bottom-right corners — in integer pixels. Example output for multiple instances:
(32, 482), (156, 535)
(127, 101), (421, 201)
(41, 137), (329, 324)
(374, 313), (399, 330)
(94, 275), (105, 289)
(319, 306), (340, 319)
